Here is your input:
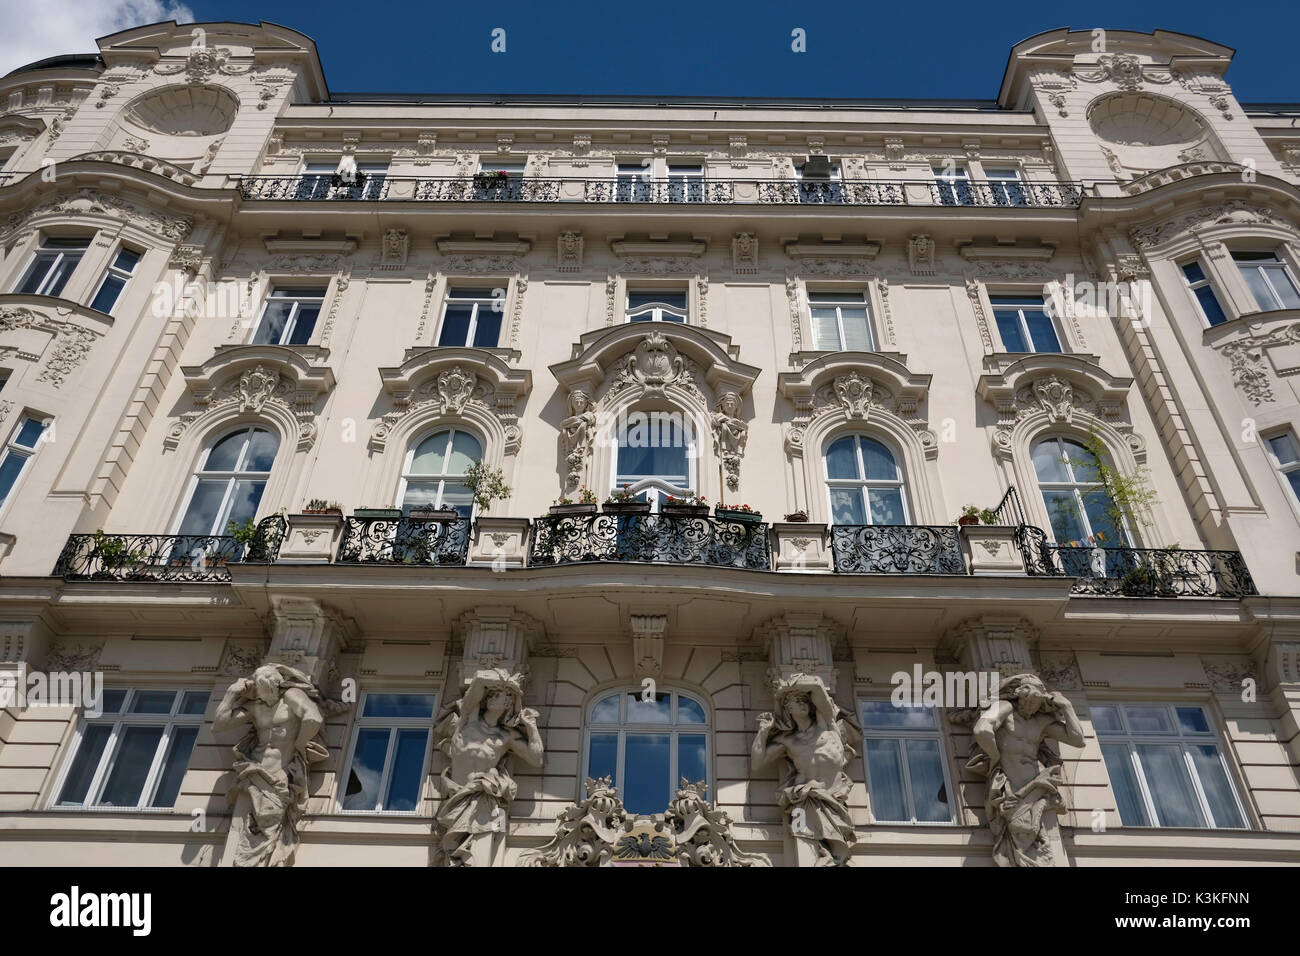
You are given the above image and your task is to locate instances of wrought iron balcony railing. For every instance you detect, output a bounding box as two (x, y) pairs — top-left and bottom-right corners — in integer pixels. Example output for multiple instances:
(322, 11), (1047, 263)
(335, 514), (471, 565)
(1014, 526), (1257, 598)
(830, 524), (967, 574)
(53, 516), (287, 582)
(237, 175), (1085, 209)
(528, 511), (770, 570)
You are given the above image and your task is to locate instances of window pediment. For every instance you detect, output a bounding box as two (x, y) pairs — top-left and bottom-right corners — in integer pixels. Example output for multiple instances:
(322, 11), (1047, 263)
(0, 298), (111, 388)
(976, 354), (1132, 420)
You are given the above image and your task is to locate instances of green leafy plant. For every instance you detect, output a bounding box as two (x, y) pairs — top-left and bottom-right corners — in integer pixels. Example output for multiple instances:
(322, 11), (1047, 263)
(90, 530), (145, 569)
(606, 484), (640, 504)
(463, 461), (511, 511)
(577, 485), (597, 504)
(1073, 430), (1160, 542)
(226, 517), (261, 547)
(955, 505), (999, 525)
(304, 498), (342, 512)
(716, 502), (756, 513)
(664, 493), (708, 507)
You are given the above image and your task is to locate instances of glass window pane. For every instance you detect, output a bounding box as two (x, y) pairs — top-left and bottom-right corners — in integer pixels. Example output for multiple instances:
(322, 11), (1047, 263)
(438, 483), (474, 516)
(1063, 441), (1101, 484)
(114, 248), (142, 272)
(242, 429), (278, 473)
(411, 432), (449, 475)
(679, 734), (707, 786)
(1024, 309), (1061, 352)
(587, 732), (618, 783)
(677, 696), (707, 724)
(342, 728), (391, 810)
(1263, 264), (1300, 309)
(101, 689), (128, 714)
(841, 310), (872, 351)
(1194, 286), (1228, 326)
(438, 304), (473, 346)
(825, 437), (860, 479)
(14, 419), (46, 448)
(1136, 744), (1205, 827)
(180, 691), (209, 715)
(384, 728), (429, 812)
(1043, 491), (1086, 544)
(868, 487), (906, 525)
(40, 252), (82, 297)
(1239, 265), (1279, 311)
(129, 690), (177, 714)
(98, 726), (164, 806)
(400, 481), (441, 511)
(811, 309), (841, 351)
(810, 293), (868, 304)
(253, 300), (294, 344)
(859, 439), (897, 481)
(1175, 707), (1210, 735)
(866, 739), (907, 822)
(149, 727), (198, 807)
(0, 451), (25, 504)
(995, 311), (1028, 351)
(829, 488), (866, 526)
(1081, 491), (1125, 546)
(57, 724), (112, 805)
(591, 695), (620, 723)
(90, 273), (127, 313)
(204, 430), (248, 472)
(905, 738), (950, 822)
(626, 692), (671, 723)
(17, 253), (57, 294)
(1125, 706), (1174, 734)
(861, 700), (936, 729)
(1090, 705), (1123, 734)
(1101, 744), (1151, 825)
(1181, 261), (1206, 283)
(285, 304), (320, 345)
(447, 431), (482, 474)
(1031, 440), (1069, 483)
(226, 479), (267, 528)
(362, 693), (436, 718)
(471, 309), (503, 347)
(1268, 434), (1298, 464)
(1190, 745), (1244, 828)
(623, 733), (670, 815)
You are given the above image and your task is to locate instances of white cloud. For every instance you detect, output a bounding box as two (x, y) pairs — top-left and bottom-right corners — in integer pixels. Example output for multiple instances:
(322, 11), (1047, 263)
(0, 0), (195, 77)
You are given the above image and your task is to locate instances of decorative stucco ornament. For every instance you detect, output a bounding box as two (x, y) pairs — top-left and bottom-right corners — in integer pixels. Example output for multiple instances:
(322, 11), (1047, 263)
(710, 390), (748, 492)
(522, 776), (629, 867)
(560, 388), (596, 492)
(665, 779), (769, 867)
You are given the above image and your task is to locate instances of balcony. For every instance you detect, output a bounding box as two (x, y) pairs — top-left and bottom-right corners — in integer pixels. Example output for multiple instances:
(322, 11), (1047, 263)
(335, 514), (471, 566)
(237, 175), (1084, 209)
(52, 516), (287, 583)
(529, 510), (770, 570)
(830, 525), (966, 574)
(1014, 526), (1257, 598)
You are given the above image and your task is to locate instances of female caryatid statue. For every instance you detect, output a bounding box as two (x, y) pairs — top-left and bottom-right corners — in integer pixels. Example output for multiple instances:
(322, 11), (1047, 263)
(433, 669), (544, 866)
(560, 389), (597, 492)
(751, 673), (861, 866)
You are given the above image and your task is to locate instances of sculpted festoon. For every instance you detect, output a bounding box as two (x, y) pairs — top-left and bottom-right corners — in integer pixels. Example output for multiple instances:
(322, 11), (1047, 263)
(751, 673), (862, 866)
(213, 663), (333, 867)
(523, 775), (629, 867)
(969, 673), (1085, 867)
(433, 669), (544, 866)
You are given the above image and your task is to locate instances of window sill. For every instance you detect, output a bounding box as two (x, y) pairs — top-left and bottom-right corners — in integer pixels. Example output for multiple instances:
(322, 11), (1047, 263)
(1202, 307), (1300, 346)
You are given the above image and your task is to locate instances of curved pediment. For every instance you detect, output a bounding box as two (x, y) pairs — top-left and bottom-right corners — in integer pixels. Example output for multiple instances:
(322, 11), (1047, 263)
(778, 352), (931, 417)
(181, 344), (335, 402)
(976, 354), (1133, 419)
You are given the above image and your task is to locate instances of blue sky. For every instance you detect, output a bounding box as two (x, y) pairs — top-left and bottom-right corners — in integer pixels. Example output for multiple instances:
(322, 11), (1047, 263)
(4, 0), (1300, 102)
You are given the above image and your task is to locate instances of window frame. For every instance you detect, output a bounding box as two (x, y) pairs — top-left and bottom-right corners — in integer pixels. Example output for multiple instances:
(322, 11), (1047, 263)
(1031, 434), (1132, 548)
(794, 161), (844, 203)
(0, 413), (49, 515)
(1092, 701), (1249, 830)
(398, 426), (483, 517)
(1264, 429), (1300, 509)
(932, 164), (973, 205)
(13, 234), (91, 297)
(171, 424), (278, 537)
(249, 284), (327, 346)
(1178, 258), (1230, 327)
(610, 409), (698, 509)
(625, 287), (689, 324)
(858, 699), (957, 825)
(336, 690), (437, 815)
(989, 294), (1064, 353)
(581, 687), (711, 813)
(88, 244), (143, 316)
(823, 433), (910, 526)
(807, 289), (874, 351)
(1232, 249), (1300, 312)
(49, 687), (209, 811)
(436, 286), (505, 347)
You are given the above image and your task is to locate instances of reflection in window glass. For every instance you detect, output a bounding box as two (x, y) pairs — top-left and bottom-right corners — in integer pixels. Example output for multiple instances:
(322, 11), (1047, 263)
(340, 692), (436, 813)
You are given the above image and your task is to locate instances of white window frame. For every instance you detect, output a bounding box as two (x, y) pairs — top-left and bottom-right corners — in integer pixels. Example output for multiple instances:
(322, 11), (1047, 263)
(807, 289), (874, 351)
(1093, 702), (1249, 830)
(625, 287), (689, 323)
(249, 285), (326, 346)
(0, 413), (49, 514)
(1032, 435), (1132, 547)
(88, 244), (142, 315)
(171, 425), (277, 536)
(398, 426), (482, 515)
(581, 687), (711, 808)
(337, 691), (437, 814)
(1232, 250), (1300, 312)
(14, 235), (91, 296)
(666, 163), (705, 202)
(437, 287), (505, 347)
(858, 700), (957, 825)
(983, 166), (1027, 206)
(1264, 429), (1300, 509)
(989, 294), (1064, 353)
(823, 433), (910, 526)
(795, 161), (844, 203)
(611, 411), (697, 510)
(932, 164), (973, 205)
(49, 688), (208, 811)
(301, 160), (388, 200)
(1179, 259), (1230, 327)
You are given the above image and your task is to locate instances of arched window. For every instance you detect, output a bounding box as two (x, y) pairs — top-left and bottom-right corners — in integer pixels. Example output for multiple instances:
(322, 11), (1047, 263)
(824, 434), (908, 525)
(1031, 436), (1130, 547)
(399, 427), (481, 516)
(175, 426), (278, 537)
(584, 688), (709, 815)
(612, 410), (696, 510)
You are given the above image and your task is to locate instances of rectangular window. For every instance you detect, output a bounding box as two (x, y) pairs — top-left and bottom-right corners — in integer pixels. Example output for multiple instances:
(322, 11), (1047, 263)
(932, 165), (973, 205)
(339, 692), (436, 812)
(298, 161), (387, 200)
(88, 246), (142, 314)
(1233, 250), (1300, 311)
(990, 295), (1062, 352)
(14, 236), (90, 296)
(615, 162), (650, 202)
(1180, 260), (1229, 326)
(984, 167), (1028, 206)
(667, 164), (705, 202)
(809, 290), (873, 351)
(438, 287), (504, 346)
(1266, 430), (1300, 505)
(251, 285), (326, 345)
(54, 688), (207, 809)
(0, 414), (48, 510)
(475, 160), (526, 199)
(859, 700), (954, 824)
(1093, 703), (1246, 829)
(796, 160), (843, 203)
(626, 288), (688, 323)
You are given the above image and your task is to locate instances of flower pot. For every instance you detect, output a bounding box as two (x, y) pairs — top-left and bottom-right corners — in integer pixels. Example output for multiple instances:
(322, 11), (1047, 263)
(603, 501), (651, 515)
(957, 515), (980, 527)
(662, 504), (709, 517)
(410, 508), (461, 520)
(355, 508), (403, 519)
(549, 503), (598, 516)
(716, 508), (761, 523)
(783, 512), (810, 523)
(473, 174), (507, 189)
(302, 508), (342, 516)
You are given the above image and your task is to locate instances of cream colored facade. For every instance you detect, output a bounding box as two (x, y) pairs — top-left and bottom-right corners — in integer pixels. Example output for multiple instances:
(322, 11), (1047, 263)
(0, 21), (1298, 866)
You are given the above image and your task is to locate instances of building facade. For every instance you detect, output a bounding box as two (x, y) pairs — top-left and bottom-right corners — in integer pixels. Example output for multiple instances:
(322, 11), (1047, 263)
(0, 21), (1298, 866)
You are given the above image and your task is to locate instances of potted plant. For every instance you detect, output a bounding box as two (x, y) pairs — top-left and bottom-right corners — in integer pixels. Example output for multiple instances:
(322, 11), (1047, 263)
(226, 517), (265, 562)
(302, 498), (343, 515)
(89, 530), (146, 572)
(464, 461), (512, 516)
(955, 505), (998, 526)
(473, 169), (509, 189)
(409, 505), (462, 520)
(715, 502), (762, 523)
(549, 486), (598, 516)
(662, 493), (709, 516)
(604, 484), (650, 514)
(354, 505), (403, 519)
(784, 510), (810, 522)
